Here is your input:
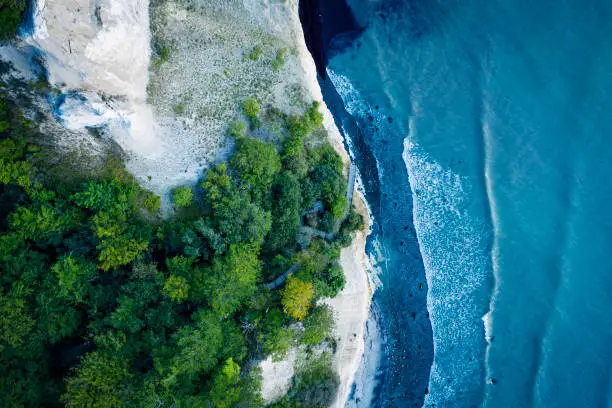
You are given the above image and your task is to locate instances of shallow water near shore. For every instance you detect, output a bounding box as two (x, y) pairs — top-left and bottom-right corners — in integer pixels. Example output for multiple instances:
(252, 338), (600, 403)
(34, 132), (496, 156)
(323, 0), (612, 407)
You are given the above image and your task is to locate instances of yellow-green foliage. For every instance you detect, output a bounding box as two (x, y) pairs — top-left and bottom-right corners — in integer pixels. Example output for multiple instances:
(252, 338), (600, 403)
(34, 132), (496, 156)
(282, 276), (314, 320)
(61, 351), (134, 408)
(142, 193), (161, 212)
(247, 45), (263, 61)
(53, 256), (96, 303)
(163, 275), (190, 302)
(228, 119), (247, 139)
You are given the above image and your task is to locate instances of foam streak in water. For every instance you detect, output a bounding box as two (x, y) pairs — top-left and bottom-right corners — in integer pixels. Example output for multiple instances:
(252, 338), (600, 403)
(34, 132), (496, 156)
(481, 87), (501, 399)
(403, 137), (490, 407)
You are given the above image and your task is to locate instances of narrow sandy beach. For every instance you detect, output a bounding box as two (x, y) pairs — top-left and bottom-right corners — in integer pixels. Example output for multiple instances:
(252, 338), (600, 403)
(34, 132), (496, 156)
(260, 2), (372, 405)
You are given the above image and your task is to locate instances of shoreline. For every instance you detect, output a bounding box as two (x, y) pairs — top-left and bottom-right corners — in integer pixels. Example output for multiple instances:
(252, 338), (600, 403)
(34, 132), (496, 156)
(260, 1), (372, 405)
(291, 2), (373, 406)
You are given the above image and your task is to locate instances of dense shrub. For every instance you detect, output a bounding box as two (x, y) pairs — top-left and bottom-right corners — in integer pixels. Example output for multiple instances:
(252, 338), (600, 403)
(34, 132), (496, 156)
(242, 98), (261, 129)
(229, 119), (248, 139)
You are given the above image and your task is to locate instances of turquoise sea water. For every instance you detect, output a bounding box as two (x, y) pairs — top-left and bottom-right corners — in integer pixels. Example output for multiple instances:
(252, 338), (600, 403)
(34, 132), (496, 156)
(325, 0), (612, 406)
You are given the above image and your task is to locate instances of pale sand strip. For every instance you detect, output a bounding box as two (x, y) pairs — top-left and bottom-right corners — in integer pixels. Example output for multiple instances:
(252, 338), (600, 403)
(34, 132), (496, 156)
(261, 2), (372, 406)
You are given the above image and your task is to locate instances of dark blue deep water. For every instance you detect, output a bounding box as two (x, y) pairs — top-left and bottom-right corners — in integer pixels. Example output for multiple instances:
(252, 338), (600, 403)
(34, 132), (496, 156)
(320, 0), (612, 407)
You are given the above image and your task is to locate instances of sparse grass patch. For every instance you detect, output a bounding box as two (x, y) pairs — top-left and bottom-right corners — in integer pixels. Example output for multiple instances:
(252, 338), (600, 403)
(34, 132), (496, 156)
(248, 45), (264, 61)
(151, 36), (171, 69)
(272, 48), (288, 71)
(173, 101), (185, 115)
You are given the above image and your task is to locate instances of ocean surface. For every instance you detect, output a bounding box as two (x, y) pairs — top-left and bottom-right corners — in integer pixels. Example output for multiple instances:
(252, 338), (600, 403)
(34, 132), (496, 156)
(319, 0), (612, 407)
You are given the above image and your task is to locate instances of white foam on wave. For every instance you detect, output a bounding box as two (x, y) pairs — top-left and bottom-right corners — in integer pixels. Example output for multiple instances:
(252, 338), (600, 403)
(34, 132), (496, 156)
(403, 137), (491, 407)
(328, 70), (392, 186)
(480, 91), (502, 399)
(482, 311), (493, 343)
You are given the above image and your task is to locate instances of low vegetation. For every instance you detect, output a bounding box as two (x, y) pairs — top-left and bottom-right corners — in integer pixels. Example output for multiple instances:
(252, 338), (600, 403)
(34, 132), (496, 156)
(272, 48), (289, 71)
(0, 91), (362, 406)
(248, 45), (264, 61)
(270, 354), (340, 408)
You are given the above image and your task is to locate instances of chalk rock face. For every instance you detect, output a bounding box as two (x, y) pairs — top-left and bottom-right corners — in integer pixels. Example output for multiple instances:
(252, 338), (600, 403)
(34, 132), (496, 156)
(28, 0), (161, 157)
(19, 0), (323, 195)
(30, 0), (150, 100)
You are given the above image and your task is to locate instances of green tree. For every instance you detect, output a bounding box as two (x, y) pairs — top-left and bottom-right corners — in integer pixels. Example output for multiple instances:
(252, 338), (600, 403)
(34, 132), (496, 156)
(258, 309), (295, 361)
(0, 287), (34, 351)
(203, 164), (272, 245)
(303, 144), (348, 219)
(242, 98), (261, 130)
(165, 255), (194, 277)
(282, 102), (324, 165)
(230, 135), (281, 201)
(242, 98), (260, 119)
(109, 296), (145, 334)
(72, 179), (134, 212)
(162, 310), (223, 385)
(235, 368), (264, 408)
(215, 192), (271, 245)
(314, 264), (346, 299)
(142, 193), (161, 212)
(9, 204), (79, 241)
(162, 275), (189, 303)
(0, 159), (32, 189)
(62, 351), (135, 408)
(172, 186), (193, 207)
(229, 119), (248, 139)
(52, 255), (96, 303)
(97, 235), (149, 271)
(36, 288), (81, 343)
(202, 163), (232, 203)
(182, 218), (226, 260)
(272, 48), (288, 71)
(207, 243), (261, 317)
(220, 320), (248, 362)
(335, 208), (364, 247)
(290, 354), (339, 408)
(207, 358), (242, 408)
(93, 211), (150, 271)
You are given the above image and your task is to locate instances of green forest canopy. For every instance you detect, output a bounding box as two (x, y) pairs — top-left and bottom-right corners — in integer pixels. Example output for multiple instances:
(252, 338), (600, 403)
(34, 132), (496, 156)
(0, 94), (363, 407)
